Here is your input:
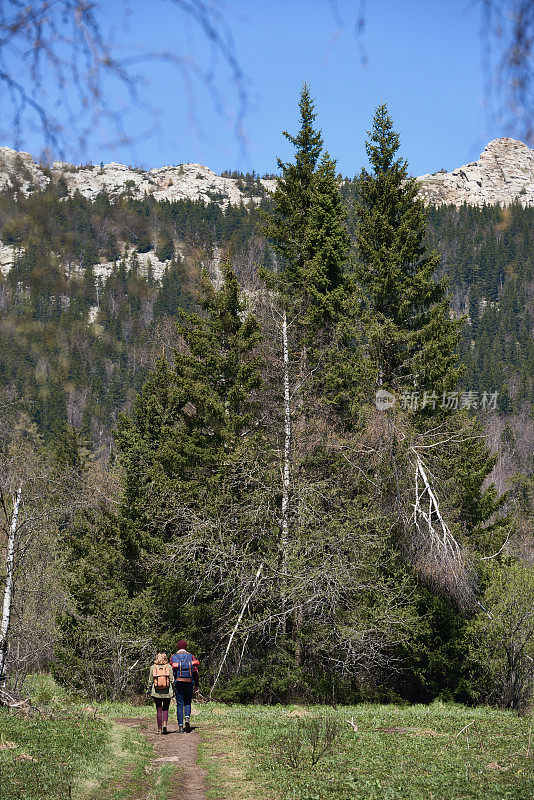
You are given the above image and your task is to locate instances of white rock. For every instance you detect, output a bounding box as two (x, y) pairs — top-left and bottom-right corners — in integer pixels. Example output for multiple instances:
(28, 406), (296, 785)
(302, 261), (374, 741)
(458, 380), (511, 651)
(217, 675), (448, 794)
(0, 243), (16, 276)
(92, 250), (170, 282)
(47, 158), (269, 207)
(416, 138), (534, 207)
(0, 147), (49, 194)
(0, 137), (532, 212)
(88, 305), (99, 324)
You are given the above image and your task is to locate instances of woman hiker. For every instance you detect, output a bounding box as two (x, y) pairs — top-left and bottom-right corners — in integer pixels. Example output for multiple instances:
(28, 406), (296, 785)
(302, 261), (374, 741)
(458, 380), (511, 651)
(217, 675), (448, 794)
(147, 652), (174, 734)
(170, 639), (200, 733)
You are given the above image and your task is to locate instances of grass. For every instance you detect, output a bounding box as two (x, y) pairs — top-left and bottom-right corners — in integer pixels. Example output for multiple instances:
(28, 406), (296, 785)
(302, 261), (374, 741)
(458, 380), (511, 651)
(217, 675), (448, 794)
(0, 675), (174, 800)
(77, 722), (155, 800)
(2, 676), (533, 800)
(197, 701), (534, 800)
(0, 703), (107, 799)
(197, 707), (274, 800)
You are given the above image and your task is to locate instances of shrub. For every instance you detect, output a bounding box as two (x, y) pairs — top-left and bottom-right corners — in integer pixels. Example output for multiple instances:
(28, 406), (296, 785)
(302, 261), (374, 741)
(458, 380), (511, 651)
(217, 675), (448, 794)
(468, 560), (534, 710)
(271, 715), (339, 768)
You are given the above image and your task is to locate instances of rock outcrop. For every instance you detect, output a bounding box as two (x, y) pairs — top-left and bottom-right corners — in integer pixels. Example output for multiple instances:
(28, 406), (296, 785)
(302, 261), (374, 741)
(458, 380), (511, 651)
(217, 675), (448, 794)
(0, 147), (50, 194)
(51, 161), (276, 206)
(0, 137), (532, 209)
(416, 138), (534, 207)
(0, 146), (276, 207)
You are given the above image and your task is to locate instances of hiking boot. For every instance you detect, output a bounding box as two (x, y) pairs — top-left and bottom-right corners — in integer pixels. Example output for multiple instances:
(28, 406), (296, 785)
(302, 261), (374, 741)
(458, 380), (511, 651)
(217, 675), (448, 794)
(162, 724), (167, 735)
(178, 725), (184, 733)
(184, 717), (191, 733)
(157, 727), (162, 735)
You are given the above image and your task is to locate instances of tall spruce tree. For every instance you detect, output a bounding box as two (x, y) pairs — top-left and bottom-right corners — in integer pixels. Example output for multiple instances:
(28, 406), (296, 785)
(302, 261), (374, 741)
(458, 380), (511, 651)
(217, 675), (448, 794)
(351, 106), (508, 608)
(355, 104), (460, 393)
(263, 91), (350, 336)
(263, 82), (324, 302)
(302, 151), (350, 331)
(259, 87), (410, 685)
(262, 87), (344, 625)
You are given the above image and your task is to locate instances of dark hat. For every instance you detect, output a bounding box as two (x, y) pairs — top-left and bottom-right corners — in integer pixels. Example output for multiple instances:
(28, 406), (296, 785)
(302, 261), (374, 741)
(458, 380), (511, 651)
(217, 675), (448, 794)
(176, 639), (187, 650)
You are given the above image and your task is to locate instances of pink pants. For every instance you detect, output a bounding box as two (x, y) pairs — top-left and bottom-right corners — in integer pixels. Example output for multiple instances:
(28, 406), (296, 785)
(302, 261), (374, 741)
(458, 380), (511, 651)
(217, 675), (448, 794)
(154, 697), (170, 728)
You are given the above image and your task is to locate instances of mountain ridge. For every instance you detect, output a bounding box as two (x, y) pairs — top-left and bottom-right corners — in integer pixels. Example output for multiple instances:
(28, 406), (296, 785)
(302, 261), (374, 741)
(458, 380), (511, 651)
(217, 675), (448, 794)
(0, 137), (533, 208)
(417, 138), (534, 207)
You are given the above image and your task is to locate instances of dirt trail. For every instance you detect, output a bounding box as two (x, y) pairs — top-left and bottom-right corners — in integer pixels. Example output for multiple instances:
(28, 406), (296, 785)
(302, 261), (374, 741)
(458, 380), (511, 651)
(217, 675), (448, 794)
(120, 717), (207, 800)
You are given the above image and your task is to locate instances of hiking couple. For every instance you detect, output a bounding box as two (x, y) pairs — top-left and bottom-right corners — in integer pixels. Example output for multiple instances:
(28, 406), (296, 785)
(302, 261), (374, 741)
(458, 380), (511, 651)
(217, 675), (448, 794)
(147, 640), (200, 735)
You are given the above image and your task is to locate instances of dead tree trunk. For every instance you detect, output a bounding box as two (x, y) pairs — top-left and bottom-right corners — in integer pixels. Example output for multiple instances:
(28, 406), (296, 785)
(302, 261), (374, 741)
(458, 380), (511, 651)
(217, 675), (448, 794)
(210, 561), (264, 697)
(411, 453), (472, 605)
(0, 485), (22, 683)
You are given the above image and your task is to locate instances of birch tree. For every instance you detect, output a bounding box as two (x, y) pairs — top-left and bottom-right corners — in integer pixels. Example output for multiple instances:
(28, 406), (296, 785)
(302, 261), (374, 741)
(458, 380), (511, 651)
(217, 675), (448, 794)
(0, 409), (106, 698)
(0, 485), (21, 683)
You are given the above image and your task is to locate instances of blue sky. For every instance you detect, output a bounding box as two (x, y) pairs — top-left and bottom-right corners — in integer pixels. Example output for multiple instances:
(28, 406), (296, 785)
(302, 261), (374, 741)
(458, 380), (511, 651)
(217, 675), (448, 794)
(10, 0), (508, 177)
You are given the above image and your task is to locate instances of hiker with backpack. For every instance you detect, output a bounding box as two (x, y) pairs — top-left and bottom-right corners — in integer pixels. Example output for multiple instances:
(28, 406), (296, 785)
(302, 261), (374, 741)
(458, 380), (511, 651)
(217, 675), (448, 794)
(147, 652), (174, 734)
(170, 639), (199, 733)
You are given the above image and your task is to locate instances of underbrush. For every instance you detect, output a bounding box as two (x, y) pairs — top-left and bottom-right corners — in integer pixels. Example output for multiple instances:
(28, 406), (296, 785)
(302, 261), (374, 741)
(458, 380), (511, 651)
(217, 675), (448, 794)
(3, 677), (533, 800)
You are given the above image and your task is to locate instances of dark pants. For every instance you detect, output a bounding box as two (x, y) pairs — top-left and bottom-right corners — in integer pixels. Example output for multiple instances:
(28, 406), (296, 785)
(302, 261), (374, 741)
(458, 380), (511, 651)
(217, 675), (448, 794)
(174, 681), (193, 725)
(154, 697), (170, 729)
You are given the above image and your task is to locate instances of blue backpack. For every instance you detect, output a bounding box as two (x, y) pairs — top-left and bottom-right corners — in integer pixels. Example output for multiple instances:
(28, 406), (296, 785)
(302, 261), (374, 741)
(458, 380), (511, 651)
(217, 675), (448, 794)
(171, 652), (193, 680)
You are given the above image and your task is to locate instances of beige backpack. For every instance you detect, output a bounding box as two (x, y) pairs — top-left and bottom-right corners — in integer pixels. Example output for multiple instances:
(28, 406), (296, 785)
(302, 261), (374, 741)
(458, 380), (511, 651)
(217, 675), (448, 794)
(153, 664), (171, 691)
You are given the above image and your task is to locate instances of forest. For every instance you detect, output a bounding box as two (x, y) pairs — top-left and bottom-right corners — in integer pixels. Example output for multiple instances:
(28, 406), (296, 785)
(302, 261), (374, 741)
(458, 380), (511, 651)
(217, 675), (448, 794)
(0, 90), (533, 719)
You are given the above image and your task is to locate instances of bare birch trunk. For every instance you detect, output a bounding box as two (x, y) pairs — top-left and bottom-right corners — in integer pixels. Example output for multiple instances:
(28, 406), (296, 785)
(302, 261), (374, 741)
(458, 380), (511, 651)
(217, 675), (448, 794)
(281, 309), (291, 634)
(0, 486), (22, 682)
(293, 341), (309, 668)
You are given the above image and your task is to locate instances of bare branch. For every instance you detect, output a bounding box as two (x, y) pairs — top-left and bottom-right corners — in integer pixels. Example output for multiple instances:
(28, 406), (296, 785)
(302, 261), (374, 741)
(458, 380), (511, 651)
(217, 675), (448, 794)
(0, 0), (250, 159)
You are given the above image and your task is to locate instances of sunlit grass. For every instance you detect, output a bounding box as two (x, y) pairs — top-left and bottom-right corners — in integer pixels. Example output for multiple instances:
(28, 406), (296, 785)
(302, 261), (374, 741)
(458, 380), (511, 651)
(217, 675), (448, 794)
(0, 705), (107, 799)
(2, 677), (533, 800)
(198, 701), (534, 800)
(0, 675), (155, 800)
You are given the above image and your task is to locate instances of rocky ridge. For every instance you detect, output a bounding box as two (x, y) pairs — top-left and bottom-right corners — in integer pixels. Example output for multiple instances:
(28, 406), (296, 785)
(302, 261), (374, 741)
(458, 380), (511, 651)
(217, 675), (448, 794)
(0, 137), (532, 209)
(0, 137), (531, 284)
(0, 147), (276, 206)
(416, 138), (534, 207)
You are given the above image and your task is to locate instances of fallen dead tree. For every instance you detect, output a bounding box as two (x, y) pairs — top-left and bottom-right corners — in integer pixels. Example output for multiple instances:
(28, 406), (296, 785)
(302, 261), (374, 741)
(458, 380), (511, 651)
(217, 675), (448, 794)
(409, 451), (474, 608)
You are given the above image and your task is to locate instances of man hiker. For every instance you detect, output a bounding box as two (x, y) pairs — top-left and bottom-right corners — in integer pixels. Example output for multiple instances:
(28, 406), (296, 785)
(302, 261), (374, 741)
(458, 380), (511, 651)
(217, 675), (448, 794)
(170, 639), (200, 733)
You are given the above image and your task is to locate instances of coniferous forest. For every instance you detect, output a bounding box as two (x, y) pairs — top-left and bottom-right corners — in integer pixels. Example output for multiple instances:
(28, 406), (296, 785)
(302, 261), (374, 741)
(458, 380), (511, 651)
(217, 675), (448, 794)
(0, 89), (533, 713)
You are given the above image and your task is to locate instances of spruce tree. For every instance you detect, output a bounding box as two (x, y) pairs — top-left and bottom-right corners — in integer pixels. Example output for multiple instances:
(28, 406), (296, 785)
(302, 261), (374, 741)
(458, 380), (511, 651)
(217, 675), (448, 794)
(58, 265), (267, 695)
(262, 85), (352, 337)
(115, 263), (262, 537)
(260, 88), (403, 682)
(350, 106), (508, 612)
(121, 265), (272, 681)
(301, 151), (350, 330)
(355, 104), (460, 393)
(263, 82), (324, 301)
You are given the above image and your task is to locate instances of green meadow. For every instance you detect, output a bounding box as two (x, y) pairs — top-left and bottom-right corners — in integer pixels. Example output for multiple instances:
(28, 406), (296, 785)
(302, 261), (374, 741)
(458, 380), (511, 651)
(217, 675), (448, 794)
(1, 678), (531, 800)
